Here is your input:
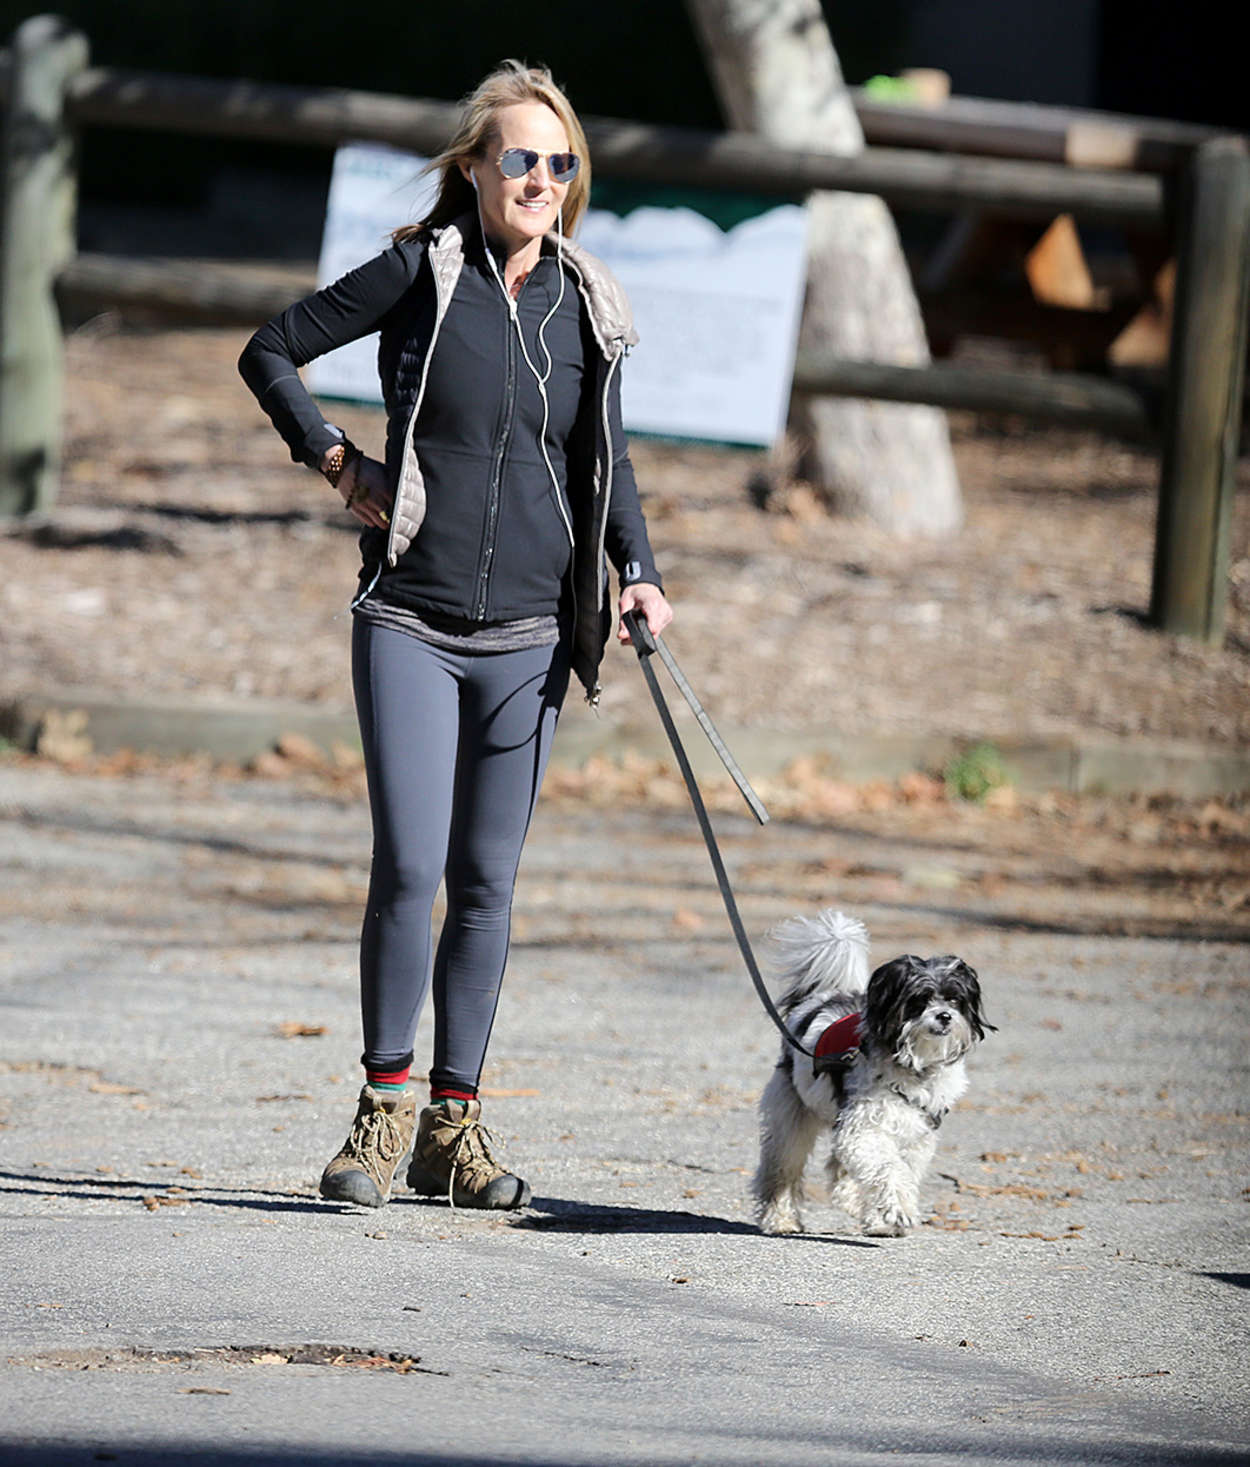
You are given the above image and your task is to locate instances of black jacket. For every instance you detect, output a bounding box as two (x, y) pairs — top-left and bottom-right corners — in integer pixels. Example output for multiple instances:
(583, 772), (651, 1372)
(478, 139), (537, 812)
(239, 215), (660, 698)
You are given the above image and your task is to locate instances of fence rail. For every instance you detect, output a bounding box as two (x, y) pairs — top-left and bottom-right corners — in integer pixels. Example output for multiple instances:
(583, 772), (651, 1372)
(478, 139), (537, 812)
(2, 16), (1248, 643)
(54, 66), (1168, 229)
(791, 352), (1152, 437)
(849, 91), (1224, 173)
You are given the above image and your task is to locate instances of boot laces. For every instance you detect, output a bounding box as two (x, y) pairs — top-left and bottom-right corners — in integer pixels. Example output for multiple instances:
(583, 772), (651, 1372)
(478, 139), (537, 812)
(443, 1113), (500, 1209)
(349, 1103), (407, 1171)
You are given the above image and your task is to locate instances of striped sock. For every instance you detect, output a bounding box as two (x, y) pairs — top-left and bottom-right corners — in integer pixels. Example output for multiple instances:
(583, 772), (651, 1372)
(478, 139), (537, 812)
(430, 1085), (477, 1104)
(367, 1064), (411, 1092)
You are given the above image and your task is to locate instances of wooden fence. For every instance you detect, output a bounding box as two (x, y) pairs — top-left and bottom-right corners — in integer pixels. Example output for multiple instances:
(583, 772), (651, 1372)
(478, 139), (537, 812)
(2, 14), (1248, 641)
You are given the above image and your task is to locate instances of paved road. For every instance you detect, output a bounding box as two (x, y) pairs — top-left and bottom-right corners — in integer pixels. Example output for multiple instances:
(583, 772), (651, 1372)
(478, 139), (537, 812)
(0, 761), (1246, 1465)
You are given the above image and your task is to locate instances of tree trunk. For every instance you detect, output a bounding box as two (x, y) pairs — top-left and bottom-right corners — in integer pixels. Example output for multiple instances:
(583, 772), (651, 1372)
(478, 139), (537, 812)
(685, 0), (963, 534)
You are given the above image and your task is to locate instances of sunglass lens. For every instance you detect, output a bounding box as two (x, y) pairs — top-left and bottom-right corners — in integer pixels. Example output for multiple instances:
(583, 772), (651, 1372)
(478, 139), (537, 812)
(499, 148), (538, 179)
(550, 153), (579, 181)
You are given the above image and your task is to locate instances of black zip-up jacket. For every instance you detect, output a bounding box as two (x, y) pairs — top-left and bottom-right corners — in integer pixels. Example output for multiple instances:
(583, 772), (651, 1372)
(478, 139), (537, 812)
(239, 214), (660, 698)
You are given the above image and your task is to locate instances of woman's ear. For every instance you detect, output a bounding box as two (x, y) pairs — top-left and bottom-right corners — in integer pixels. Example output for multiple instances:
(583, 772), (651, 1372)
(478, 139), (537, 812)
(458, 159), (477, 190)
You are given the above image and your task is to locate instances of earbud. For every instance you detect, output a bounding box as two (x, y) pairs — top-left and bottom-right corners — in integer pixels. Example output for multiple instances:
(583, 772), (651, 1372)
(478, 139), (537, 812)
(469, 170), (479, 192)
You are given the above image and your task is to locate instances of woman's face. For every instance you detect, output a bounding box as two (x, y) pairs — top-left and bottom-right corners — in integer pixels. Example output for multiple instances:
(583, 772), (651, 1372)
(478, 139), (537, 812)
(461, 101), (574, 259)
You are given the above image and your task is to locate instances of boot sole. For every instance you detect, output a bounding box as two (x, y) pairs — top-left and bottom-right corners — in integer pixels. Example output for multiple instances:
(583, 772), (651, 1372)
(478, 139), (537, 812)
(406, 1165), (531, 1210)
(319, 1170), (386, 1207)
(320, 1135), (415, 1209)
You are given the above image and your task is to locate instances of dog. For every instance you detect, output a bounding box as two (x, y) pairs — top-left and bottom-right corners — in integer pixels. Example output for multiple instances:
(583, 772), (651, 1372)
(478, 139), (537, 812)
(752, 909), (992, 1237)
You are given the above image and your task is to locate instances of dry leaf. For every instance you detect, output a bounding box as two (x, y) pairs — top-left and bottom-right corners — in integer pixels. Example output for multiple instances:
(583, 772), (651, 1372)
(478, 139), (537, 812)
(275, 731), (325, 767)
(898, 771), (945, 805)
(275, 1022), (328, 1039)
(983, 784), (1020, 814)
(35, 708), (93, 763)
(248, 751), (290, 779)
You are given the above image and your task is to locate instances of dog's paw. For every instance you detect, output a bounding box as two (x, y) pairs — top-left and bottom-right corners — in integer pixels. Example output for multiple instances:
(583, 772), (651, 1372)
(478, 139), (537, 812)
(757, 1205), (804, 1236)
(862, 1208), (914, 1238)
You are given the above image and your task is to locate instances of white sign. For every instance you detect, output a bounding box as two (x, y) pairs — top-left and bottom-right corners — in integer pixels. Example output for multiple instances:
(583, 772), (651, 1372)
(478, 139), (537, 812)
(577, 204), (807, 446)
(309, 143), (807, 447)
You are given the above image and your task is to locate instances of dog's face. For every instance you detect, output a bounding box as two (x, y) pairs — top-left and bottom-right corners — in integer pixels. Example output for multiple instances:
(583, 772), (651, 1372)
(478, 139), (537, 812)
(864, 955), (993, 1073)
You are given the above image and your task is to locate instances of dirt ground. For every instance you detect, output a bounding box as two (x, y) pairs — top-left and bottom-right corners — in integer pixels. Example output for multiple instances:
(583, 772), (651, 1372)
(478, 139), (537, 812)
(1, 322), (1248, 748)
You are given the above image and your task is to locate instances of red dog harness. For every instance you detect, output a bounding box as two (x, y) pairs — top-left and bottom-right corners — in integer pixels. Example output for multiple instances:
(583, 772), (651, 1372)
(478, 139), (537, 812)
(812, 1012), (863, 1075)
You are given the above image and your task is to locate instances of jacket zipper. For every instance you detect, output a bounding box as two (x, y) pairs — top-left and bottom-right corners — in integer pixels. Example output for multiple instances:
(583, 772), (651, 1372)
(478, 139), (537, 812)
(476, 296), (519, 619)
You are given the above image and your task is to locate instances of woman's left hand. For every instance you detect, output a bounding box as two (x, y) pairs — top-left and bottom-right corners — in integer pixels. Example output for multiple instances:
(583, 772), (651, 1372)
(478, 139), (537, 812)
(340, 454), (394, 532)
(617, 582), (673, 644)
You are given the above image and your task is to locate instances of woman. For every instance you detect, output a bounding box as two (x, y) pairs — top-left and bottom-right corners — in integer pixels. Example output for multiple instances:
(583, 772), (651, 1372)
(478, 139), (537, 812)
(240, 61), (671, 1211)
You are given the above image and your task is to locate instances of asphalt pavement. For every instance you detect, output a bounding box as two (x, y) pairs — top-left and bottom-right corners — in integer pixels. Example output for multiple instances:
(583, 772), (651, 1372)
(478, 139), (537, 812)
(0, 758), (1246, 1466)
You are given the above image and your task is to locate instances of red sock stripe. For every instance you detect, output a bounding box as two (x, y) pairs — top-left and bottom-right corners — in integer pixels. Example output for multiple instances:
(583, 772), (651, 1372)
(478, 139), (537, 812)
(367, 1065), (411, 1087)
(430, 1085), (477, 1103)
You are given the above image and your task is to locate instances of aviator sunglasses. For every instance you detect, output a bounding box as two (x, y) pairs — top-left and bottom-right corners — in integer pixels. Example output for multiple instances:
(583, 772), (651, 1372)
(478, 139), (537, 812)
(497, 147), (580, 183)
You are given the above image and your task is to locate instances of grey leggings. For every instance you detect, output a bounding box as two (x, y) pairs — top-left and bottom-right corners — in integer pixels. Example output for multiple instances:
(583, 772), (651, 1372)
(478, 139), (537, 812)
(352, 617), (570, 1089)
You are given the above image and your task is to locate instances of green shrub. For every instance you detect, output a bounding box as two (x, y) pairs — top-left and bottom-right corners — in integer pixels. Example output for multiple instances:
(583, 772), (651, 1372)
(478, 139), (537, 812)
(944, 742), (1008, 803)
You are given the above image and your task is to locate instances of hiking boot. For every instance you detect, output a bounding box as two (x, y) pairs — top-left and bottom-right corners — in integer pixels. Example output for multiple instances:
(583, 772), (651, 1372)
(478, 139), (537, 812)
(319, 1084), (417, 1208)
(406, 1098), (531, 1209)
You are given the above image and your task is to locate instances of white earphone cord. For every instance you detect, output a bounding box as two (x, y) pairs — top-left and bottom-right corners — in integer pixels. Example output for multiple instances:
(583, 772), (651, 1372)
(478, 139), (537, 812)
(476, 192), (573, 551)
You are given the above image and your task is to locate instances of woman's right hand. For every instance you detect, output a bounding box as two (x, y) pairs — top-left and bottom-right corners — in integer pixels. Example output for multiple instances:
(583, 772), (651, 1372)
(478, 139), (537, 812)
(335, 452), (393, 531)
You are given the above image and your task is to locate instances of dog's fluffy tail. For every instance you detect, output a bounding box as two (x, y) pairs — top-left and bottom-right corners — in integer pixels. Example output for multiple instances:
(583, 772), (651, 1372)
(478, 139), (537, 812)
(766, 908), (870, 1003)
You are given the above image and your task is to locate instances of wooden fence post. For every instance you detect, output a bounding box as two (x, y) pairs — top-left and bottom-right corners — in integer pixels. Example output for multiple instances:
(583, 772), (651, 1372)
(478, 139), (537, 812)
(0, 15), (88, 518)
(1150, 136), (1250, 642)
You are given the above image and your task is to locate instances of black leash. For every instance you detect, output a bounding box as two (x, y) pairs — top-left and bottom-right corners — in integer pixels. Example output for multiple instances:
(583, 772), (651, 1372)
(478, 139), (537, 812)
(622, 611), (816, 1062)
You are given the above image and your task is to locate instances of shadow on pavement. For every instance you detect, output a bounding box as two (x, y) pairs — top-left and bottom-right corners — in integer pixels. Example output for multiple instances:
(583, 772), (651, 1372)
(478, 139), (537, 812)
(0, 1169), (346, 1217)
(484, 1193), (876, 1242)
(1204, 1271), (1250, 1289)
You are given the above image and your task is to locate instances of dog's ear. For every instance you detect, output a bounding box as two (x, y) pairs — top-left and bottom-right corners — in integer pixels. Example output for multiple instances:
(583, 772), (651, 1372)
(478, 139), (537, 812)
(939, 957), (996, 1040)
(864, 955), (927, 1044)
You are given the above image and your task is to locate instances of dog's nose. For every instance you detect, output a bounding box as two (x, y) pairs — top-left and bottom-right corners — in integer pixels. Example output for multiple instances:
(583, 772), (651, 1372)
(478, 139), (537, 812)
(933, 1010), (952, 1030)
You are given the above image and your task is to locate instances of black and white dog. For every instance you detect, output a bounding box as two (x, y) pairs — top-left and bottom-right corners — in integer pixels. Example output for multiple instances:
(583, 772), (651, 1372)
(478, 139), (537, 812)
(752, 910), (993, 1237)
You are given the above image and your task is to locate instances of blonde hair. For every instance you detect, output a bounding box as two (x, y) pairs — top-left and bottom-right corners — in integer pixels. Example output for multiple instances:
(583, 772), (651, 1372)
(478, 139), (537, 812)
(394, 60), (590, 243)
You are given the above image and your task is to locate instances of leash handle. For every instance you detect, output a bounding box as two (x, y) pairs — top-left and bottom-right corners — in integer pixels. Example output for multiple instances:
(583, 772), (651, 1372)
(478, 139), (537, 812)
(623, 608), (658, 657)
(622, 610), (813, 1061)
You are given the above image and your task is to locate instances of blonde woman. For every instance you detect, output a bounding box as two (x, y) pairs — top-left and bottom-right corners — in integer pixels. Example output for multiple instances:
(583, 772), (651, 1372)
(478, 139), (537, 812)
(240, 61), (671, 1210)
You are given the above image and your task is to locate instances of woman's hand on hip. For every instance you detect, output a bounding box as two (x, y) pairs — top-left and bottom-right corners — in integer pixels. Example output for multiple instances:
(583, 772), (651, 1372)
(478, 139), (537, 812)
(337, 453), (393, 532)
(617, 582), (673, 644)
